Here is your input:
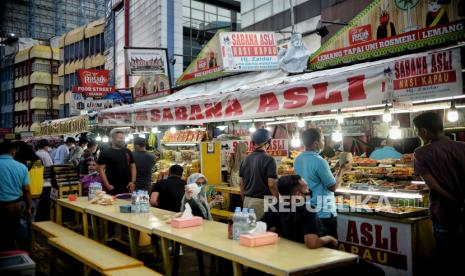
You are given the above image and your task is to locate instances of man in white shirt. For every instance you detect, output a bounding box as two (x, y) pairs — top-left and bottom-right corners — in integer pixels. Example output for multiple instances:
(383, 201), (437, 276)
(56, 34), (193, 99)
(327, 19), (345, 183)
(53, 137), (76, 165)
(35, 139), (53, 167)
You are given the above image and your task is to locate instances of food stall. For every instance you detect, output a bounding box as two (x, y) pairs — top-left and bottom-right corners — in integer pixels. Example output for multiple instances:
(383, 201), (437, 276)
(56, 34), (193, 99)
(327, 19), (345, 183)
(97, 43), (464, 275)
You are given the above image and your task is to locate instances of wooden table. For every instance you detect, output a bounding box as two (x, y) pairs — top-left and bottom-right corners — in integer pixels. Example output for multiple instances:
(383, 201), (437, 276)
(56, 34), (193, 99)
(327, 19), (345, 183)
(49, 236), (143, 273)
(84, 202), (173, 265)
(59, 198), (358, 276)
(55, 198), (95, 237)
(152, 220), (358, 276)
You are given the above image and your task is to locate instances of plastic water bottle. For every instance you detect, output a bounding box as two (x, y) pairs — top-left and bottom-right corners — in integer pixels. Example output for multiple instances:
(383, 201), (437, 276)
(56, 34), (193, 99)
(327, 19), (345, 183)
(88, 182), (102, 200)
(142, 191), (150, 213)
(248, 208), (257, 232)
(232, 207), (242, 240)
(241, 208), (250, 235)
(131, 192), (138, 213)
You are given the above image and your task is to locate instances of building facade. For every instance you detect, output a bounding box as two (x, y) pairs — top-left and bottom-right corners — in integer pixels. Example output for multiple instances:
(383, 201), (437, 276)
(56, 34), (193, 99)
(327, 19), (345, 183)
(57, 19), (105, 117)
(240, 0), (372, 52)
(0, 0), (105, 40)
(104, 0), (240, 90)
(13, 45), (60, 134)
(0, 55), (15, 129)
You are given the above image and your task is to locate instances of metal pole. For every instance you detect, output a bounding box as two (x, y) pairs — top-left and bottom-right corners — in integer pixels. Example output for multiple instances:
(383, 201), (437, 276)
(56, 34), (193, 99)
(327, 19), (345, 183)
(289, 0), (295, 34)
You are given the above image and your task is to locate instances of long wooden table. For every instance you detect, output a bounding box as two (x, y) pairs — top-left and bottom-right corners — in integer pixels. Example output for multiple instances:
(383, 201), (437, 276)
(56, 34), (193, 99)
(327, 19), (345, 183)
(57, 197), (358, 276)
(55, 197), (96, 237)
(152, 219), (357, 276)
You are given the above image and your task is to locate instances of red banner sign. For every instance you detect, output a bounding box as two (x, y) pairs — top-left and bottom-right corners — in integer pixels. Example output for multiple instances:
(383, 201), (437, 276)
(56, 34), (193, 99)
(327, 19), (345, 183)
(72, 86), (115, 97)
(77, 69), (110, 87)
(99, 49), (462, 127)
(224, 139), (289, 157)
(349, 24), (372, 45)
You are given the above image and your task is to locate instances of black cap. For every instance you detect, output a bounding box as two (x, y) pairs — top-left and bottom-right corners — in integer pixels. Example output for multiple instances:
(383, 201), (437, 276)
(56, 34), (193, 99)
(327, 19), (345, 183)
(133, 137), (146, 147)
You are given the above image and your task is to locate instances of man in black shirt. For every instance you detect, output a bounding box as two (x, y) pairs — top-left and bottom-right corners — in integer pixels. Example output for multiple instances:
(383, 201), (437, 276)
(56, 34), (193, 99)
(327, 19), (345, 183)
(98, 129), (136, 195)
(132, 137), (155, 192)
(261, 175), (338, 249)
(150, 165), (186, 212)
(240, 128), (279, 220)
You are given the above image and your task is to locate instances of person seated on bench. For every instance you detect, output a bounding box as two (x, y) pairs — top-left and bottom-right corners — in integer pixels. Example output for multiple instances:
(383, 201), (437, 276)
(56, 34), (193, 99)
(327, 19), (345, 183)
(180, 173), (223, 220)
(260, 175), (338, 249)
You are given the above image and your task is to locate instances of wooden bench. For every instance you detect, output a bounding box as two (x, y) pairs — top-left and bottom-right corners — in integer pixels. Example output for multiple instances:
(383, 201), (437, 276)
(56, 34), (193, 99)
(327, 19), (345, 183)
(32, 221), (79, 238)
(211, 209), (233, 220)
(48, 235), (143, 274)
(104, 266), (163, 276)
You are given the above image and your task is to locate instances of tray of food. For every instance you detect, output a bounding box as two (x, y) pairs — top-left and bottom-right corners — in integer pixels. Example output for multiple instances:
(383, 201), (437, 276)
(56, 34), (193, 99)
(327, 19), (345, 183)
(349, 183), (370, 190)
(375, 206), (429, 218)
(352, 157), (379, 167)
(396, 183), (429, 193)
(379, 158), (397, 165)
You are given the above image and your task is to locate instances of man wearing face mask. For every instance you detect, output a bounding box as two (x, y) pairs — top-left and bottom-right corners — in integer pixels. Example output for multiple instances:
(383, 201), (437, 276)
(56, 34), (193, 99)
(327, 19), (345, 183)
(294, 128), (350, 238)
(68, 137), (88, 166)
(413, 112), (465, 273)
(98, 129), (136, 195)
(53, 137), (76, 165)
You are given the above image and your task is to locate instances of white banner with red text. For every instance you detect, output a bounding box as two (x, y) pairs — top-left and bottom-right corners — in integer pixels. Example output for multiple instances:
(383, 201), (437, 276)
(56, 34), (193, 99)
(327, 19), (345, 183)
(337, 214), (412, 276)
(98, 48), (462, 127)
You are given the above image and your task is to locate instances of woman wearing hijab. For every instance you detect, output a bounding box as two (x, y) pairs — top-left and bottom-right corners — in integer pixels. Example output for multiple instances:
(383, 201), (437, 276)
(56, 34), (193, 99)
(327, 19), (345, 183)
(180, 173), (223, 220)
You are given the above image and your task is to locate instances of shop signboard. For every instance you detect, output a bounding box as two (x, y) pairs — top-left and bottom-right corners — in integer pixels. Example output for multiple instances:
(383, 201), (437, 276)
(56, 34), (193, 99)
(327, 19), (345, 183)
(125, 47), (171, 102)
(337, 214), (412, 276)
(222, 139), (289, 157)
(176, 30), (230, 87)
(309, 0), (465, 70)
(133, 74), (171, 101)
(219, 32), (279, 72)
(72, 69), (115, 96)
(315, 118), (372, 136)
(125, 48), (168, 76)
(98, 49), (463, 127)
(389, 48), (462, 102)
(70, 89), (132, 116)
(40, 115), (89, 136)
(71, 69), (122, 115)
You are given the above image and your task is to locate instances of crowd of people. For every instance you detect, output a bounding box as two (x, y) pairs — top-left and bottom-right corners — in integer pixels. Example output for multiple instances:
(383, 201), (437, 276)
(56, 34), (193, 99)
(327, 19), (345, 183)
(0, 112), (463, 273)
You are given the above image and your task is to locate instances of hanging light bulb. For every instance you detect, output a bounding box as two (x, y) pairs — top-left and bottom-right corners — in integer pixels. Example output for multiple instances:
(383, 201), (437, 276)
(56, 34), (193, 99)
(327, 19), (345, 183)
(447, 101), (459, 122)
(95, 134), (102, 142)
(332, 130), (343, 142)
(125, 136), (130, 142)
(389, 121), (402, 140)
(249, 125), (257, 133)
(151, 127), (159, 133)
(102, 136), (109, 143)
(332, 124), (343, 142)
(336, 109), (344, 124)
(170, 127), (177, 134)
(128, 133), (134, 140)
(382, 104), (392, 123)
(291, 135), (301, 148)
(297, 117), (305, 128)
